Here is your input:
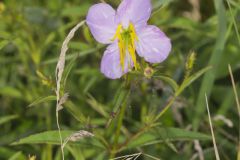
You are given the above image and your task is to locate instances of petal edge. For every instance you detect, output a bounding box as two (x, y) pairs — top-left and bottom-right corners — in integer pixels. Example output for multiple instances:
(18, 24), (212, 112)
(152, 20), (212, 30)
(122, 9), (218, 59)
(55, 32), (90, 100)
(136, 25), (172, 63)
(86, 3), (117, 44)
(100, 42), (132, 79)
(117, 0), (152, 30)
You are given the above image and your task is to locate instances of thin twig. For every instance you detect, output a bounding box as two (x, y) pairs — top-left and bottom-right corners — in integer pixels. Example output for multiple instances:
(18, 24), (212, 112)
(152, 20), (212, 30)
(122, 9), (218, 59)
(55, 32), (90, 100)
(205, 94), (220, 160)
(55, 20), (85, 160)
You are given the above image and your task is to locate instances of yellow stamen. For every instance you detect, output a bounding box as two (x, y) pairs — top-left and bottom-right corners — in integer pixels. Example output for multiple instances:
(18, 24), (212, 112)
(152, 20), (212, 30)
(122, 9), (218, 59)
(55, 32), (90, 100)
(129, 23), (139, 47)
(112, 23), (138, 71)
(118, 34), (125, 70)
(128, 44), (137, 68)
(112, 24), (122, 40)
(129, 23), (138, 69)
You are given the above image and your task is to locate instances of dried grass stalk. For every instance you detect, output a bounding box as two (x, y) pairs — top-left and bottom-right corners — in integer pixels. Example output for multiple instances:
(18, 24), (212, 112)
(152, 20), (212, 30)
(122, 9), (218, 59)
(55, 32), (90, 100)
(57, 93), (69, 111)
(62, 130), (94, 149)
(205, 94), (220, 160)
(55, 20), (85, 160)
(193, 140), (204, 160)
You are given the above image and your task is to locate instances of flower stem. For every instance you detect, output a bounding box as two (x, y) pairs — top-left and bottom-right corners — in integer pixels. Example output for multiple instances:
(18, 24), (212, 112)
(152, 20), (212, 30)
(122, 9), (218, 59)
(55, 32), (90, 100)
(154, 96), (176, 122)
(111, 101), (128, 158)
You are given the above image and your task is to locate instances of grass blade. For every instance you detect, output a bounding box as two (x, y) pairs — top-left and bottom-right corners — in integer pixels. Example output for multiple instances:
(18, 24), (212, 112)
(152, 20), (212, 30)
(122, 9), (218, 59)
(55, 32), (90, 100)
(28, 96), (56, 107)
(193, 0), (227, 130)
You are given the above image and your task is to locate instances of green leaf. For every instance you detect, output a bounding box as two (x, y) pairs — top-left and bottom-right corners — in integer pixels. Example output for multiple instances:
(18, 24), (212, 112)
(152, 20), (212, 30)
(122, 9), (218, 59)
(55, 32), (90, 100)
(65, 101), (87, 123)
(83, 77), (97, 93)
(28, 96), (56, 107)
(112, 86), (130, 113)
(69, 42), (91, 50)
(11, 130), (104, 149)
(66, 146), (85, 160)
(0, 87), (22, 98)
(105, 84), (130, 135)
(43, 47), (103, 65)
(154, 75), (179, 92)
(0, 147), (21, 160)
(63, 54), (78, 89)
(168, 17), (199, 31)
(176, 66), (212, 96)
(86, 94), (108, 118)
(216, 87), (235, 115)
(9, 151), (25, 160)
(0, 115), (18, 125)
(127, 127), (211, 149)
(11, 130), (74, 145)
(193, 0), (228, 130)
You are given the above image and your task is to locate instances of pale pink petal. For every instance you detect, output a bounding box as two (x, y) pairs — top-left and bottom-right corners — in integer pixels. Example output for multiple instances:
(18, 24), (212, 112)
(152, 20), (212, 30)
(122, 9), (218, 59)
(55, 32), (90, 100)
(117, 0), (152, 30)
(136, 25), (172, 63)
(101, 42), (133, 79)
(86, 3), (117, 44)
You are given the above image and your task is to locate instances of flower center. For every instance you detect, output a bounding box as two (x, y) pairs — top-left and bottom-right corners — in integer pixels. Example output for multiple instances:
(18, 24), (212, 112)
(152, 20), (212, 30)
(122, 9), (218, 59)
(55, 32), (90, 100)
(112, 23), (138, 70)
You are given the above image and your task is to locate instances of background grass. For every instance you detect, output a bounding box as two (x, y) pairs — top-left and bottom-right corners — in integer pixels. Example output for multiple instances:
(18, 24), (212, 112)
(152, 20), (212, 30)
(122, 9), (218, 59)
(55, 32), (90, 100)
(0, 0), (240, 159)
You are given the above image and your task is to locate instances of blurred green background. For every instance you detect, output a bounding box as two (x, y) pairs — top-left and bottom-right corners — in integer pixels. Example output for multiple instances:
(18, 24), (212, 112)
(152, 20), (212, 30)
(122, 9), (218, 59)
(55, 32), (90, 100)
(0, 0), (240, 159)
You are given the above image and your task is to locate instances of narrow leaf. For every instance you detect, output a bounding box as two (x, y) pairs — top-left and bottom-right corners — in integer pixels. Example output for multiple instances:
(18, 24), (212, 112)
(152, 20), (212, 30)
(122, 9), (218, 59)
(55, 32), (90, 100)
(86, 94), (108, 118)
(154, 75), (179, 92)
(0, 87), (22, 98)
(28, 96), (56, 107)
(11, 131), (74, 145)
(193, 0), (227, 130)
(0, 115), (18, 125)
(11, 130), (104, 149)
(127, 127), (211, 149)
(176, 66), (212, 96)
(9, 151), (25, 160)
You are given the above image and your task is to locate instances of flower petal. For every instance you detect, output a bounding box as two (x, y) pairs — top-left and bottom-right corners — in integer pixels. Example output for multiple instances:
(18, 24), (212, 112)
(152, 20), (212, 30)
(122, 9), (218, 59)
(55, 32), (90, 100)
(136, 25), (172, 63)
(86, 3), (117, 44)
(101, 42), (132, 79)
(117, 0), (152, 30)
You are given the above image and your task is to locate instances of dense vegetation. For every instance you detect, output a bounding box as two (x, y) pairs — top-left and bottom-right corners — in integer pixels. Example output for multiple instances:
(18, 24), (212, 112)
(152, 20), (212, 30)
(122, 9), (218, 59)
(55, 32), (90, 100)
(0, 0), (240, 159)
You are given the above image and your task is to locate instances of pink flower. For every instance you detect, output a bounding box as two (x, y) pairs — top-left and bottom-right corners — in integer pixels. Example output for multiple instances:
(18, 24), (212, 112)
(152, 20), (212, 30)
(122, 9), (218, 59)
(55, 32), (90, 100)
(86, 0), (172, 79)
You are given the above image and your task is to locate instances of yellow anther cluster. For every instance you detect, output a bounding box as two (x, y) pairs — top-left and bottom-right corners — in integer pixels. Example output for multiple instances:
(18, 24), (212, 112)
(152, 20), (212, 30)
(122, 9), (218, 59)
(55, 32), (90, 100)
(112, 23), (138, 70)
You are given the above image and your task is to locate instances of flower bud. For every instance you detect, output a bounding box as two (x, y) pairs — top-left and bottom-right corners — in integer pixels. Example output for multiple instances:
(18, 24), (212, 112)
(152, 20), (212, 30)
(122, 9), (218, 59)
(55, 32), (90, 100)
(185, 51), (196, 78)
(144, 66), (154, 78)
(186, 51), (196, 71)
